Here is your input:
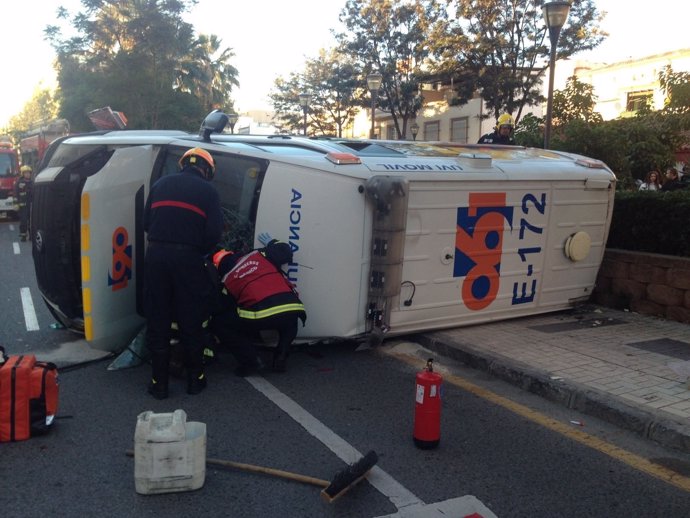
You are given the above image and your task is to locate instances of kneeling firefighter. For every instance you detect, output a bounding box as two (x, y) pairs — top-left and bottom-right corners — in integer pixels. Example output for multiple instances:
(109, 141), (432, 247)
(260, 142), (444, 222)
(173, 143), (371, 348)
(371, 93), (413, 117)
(211, 239), (306, 374)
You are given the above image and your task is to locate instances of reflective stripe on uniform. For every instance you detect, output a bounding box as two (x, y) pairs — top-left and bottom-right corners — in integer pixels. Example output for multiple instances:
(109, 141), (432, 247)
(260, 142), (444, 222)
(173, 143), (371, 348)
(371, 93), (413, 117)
(151, 200), (207, 218)
(237, 303), (305, 320)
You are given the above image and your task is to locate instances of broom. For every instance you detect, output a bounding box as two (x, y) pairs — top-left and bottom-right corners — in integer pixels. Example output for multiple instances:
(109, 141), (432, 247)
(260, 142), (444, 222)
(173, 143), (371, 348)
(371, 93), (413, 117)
(125, 450), (378, 503)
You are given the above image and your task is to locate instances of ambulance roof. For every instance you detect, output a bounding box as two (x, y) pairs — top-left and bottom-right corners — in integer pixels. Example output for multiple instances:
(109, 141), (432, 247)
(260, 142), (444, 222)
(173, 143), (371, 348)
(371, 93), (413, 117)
(56, 130), (614, 182)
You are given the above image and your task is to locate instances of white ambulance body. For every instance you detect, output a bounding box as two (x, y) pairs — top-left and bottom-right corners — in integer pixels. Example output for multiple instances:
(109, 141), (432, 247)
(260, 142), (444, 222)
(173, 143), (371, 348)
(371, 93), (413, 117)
(31, 114), (615, 352)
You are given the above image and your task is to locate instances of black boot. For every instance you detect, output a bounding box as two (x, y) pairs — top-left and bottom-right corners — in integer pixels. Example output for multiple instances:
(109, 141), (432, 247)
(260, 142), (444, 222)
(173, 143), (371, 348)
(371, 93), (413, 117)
(148, 352), (170, 399)
(147, 379), (168, 400)
(272, 350), (288, 373)
(187, 371), (207, 395)
(185, 343), (207, 394)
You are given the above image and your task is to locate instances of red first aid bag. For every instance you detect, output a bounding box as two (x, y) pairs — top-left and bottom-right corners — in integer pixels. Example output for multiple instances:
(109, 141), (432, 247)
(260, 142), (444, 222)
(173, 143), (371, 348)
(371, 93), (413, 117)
(0, 349), (59, 442)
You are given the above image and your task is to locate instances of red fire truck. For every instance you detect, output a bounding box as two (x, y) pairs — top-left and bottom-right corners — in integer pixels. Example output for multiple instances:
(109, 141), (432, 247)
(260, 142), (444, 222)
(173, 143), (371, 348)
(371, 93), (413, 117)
(19, 119), (71, 171)
(0, 137), (20, 218)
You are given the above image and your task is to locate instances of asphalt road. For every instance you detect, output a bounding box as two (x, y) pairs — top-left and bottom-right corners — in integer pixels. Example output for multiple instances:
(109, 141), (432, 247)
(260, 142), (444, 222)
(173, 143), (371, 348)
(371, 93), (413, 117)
(2, 218), (690, 517)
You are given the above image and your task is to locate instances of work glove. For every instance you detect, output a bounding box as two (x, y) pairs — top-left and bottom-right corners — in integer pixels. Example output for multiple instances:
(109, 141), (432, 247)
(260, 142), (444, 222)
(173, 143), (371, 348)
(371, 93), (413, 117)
(258, 232), (274, 246)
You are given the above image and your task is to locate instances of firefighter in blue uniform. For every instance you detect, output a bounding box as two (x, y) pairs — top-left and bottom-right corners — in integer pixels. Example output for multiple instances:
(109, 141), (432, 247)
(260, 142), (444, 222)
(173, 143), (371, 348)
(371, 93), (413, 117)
(143, 147), (223, 399)
(478, 113), (516, 145)
(211, 239), (306, 374)
(15, 165), (33, 241)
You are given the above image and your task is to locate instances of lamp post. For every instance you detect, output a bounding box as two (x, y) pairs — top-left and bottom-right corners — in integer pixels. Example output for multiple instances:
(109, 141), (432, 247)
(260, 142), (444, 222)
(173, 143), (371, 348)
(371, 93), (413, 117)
(366, 73), (383, 139)
(228, 111), (238, 134)
(410, 122), (419, 141)
(542, 1), (571, 149)
(298, 92), (311, 136)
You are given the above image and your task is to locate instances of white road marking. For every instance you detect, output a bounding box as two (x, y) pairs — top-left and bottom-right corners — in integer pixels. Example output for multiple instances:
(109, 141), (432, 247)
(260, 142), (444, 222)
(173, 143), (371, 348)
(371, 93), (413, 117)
(375, 496), (498, 517)
(247, 376), (423, 510)
(13, 242), (20, 254)
(20, 287), (40, 331)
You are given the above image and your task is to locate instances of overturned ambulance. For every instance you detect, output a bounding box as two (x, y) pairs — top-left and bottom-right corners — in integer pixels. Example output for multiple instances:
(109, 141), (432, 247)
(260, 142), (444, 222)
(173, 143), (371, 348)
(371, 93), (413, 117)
(31, 111), (616, 352)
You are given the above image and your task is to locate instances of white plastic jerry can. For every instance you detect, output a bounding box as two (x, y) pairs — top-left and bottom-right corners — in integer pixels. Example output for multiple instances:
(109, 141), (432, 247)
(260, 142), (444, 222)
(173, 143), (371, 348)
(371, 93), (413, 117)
(133, 409), (207, 494)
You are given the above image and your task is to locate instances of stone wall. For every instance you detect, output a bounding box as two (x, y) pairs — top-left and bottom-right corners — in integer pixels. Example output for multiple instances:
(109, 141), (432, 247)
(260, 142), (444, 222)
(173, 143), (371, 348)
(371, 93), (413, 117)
(593, 249), (690, 323)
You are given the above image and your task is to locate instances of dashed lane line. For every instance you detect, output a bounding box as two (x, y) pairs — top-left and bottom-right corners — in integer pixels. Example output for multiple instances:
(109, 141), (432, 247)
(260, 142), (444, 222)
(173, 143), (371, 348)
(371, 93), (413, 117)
(20, 287), (40, 331)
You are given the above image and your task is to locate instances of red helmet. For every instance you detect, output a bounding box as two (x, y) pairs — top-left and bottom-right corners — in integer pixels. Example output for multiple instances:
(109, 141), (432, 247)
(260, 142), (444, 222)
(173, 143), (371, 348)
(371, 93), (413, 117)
(179, 147), (216, 180)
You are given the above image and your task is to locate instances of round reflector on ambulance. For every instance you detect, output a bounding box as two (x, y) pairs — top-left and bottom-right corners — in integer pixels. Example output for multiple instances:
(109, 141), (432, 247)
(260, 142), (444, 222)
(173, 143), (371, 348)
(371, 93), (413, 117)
(564, 231), (591, 262)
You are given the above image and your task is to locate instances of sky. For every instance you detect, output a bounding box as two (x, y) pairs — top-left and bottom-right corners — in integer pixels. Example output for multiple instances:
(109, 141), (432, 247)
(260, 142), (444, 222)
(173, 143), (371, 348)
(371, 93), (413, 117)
(1, 0), (687, 128)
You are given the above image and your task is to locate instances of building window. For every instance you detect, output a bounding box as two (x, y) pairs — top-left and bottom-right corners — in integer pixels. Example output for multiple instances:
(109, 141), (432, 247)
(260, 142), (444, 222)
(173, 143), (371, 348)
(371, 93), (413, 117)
(386, 125), (396, 140)
(450, 117), (469, 143)
(424, 121), (440, 141)
(626, 90), (653, 112)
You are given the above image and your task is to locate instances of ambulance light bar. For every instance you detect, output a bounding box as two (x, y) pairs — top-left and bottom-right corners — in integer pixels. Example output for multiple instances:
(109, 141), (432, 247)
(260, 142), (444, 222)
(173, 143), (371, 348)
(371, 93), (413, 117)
(575, 157), (606, 169)
(326, 152), (362, 165)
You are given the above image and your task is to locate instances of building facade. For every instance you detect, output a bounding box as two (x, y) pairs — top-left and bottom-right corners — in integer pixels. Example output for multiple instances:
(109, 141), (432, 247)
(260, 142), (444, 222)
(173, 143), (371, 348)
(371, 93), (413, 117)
(369, 48), (690, 142)
(556, 48), (690, 121)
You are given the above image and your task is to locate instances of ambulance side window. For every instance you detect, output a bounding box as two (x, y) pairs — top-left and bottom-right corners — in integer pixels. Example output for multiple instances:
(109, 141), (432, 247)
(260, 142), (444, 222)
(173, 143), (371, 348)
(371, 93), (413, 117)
(159, 151), (182, 178)
(156, 147), (267, 254)
(213, 153), (267, 255)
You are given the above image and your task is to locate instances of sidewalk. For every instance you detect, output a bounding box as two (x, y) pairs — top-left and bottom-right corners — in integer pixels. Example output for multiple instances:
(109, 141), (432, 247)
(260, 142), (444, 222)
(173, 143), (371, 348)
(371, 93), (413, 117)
(414, 304), (690, 453)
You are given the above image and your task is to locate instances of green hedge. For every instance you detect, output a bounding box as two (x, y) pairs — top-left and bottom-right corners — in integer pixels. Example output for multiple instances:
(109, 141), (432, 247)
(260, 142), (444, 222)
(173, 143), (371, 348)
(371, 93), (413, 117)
(607, 190), (690, 257)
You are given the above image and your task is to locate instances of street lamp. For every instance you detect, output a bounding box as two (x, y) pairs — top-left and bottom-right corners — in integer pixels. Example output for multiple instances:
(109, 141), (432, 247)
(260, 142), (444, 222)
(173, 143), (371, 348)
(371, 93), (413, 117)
(366, 72), (383, 139)
(410, 122), (419, 141)
(227, 111), (238, 134)
(542, 1), (571, 149)
(298, 92), (311, 136)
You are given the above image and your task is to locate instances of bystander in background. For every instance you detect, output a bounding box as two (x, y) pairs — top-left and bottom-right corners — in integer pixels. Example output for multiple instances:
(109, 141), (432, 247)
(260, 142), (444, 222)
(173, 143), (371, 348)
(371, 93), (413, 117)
(639, 170), (662, 191)
(661, 167), (685, 191)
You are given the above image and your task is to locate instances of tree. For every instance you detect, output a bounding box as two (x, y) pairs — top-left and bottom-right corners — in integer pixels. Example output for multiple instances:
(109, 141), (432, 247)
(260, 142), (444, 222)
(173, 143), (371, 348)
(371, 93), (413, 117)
(6, 87), (60, 137)
(270, 49), (360, 136)
(176, 34), (239, 114)
(514, 73), (602, 147)
(336, 0), (445, 139)
(513, 113), (543, 147)
(544, 114), (678, 188)
(45, 0), (237, 131)
(429, 0), (606, 124)
(552, 75), (602, 125)
(659, 65), (690, 116)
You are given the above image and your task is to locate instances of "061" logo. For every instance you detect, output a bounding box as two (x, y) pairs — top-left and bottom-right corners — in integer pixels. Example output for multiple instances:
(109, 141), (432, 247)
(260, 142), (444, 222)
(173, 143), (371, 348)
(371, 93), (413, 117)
(454, 193), (513, 310)
(108, 226), (132, 291)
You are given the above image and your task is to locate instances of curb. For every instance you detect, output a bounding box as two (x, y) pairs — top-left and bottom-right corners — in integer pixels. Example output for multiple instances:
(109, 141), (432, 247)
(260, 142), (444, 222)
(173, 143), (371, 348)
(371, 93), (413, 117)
(413, 331), (690, 454)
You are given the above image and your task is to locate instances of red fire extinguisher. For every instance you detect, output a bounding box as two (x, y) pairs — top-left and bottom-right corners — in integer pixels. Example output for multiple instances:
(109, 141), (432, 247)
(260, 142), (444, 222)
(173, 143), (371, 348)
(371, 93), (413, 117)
(413, 358), (442, 449)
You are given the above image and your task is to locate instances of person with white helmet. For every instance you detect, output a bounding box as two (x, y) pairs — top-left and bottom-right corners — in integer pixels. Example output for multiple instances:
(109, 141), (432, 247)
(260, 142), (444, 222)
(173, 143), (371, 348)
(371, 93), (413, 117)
(15, 165), (33, 241)
(478, 113), (516, 145)
(143, 147), (223, 399)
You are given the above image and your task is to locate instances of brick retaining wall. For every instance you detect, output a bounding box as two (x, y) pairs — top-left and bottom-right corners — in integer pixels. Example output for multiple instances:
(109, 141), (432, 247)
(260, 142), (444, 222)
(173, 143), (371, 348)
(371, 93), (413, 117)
(593, 249), (690, 323)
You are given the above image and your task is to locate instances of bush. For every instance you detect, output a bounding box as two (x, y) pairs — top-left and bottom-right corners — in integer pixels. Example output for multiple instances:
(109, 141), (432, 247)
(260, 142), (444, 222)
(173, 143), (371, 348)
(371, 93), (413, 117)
(607, 189), (690, 256)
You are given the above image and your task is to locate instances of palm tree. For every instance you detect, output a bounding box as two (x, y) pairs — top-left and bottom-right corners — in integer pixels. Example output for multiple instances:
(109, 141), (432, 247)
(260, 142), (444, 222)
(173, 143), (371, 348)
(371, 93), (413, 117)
(177, 34), (239, 113)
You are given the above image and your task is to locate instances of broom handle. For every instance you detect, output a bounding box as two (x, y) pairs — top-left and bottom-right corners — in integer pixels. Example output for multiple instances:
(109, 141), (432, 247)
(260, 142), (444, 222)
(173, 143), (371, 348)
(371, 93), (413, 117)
(205, 456), (329, 488)
(126, 450), (329, 488)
